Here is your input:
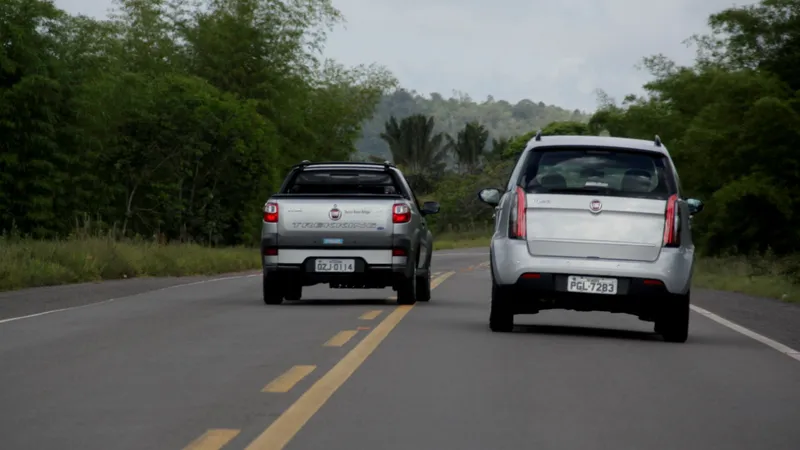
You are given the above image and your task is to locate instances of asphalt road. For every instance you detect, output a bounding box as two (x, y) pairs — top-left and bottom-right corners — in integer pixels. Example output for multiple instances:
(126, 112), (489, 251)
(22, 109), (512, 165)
(1, 249), (799, 450)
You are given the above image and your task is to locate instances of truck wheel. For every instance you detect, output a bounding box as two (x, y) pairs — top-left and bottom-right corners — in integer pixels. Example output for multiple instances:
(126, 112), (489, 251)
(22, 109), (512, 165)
(416, 269), (431, 302)
(262, 274), (284, 305)
(396, 267), (417, 305)
(284, 284), (302, 301)
(657, 291), (690, 343)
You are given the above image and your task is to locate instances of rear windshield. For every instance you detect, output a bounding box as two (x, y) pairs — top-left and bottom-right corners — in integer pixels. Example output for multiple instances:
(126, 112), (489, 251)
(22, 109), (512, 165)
(284, 169), (403, 195)
(517, 147), (677, 199)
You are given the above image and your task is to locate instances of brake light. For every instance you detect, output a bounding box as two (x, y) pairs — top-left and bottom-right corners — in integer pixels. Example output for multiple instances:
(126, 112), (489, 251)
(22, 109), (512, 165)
(263, 247), (278, 256)
(392, 203), (411, 223)
(663, 194), (680, 247)
(263, 202), (279, 222)
(392, 248), (407, 256)
(509, 186), (527, 239)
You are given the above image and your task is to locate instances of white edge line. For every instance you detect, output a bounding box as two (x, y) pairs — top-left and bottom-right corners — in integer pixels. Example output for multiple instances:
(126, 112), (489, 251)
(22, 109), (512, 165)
(0, 273), (260, 325)
(690, 305), (800, 362)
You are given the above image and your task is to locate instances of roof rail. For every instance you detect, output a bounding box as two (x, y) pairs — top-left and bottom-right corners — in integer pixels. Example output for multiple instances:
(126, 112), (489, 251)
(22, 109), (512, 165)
(291, 160), (395, 170)
(654, 135), (662, 147)
(534, 129), (543, 141)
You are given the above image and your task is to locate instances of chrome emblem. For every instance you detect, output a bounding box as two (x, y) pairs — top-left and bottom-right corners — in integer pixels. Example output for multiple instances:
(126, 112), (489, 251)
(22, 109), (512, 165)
(589, 199), (602, 213)
(328, 206), (342, 220)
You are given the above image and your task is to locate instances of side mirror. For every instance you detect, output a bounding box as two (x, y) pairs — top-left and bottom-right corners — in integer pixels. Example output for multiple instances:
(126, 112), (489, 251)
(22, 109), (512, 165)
(687, 198), (704, 215)
(421, 201), (440, 215)
(478, 188), (502, 206)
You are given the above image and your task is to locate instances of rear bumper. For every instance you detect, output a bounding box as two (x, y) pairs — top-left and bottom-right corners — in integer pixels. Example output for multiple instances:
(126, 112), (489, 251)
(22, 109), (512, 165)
(491, 239), (694, 295)
(500, 272), (676, 320)
(260, 235), (414, 287)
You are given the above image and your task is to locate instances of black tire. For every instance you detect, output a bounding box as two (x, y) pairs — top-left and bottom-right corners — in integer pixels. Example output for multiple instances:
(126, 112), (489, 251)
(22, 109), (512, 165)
(284, 284), (303, 301)
(396, 266), (417, 305)
(416, 269), (431, 302)
(489, 282), (514, 332)
(657, 291), (690, 343)
(262, 274), (284, 305)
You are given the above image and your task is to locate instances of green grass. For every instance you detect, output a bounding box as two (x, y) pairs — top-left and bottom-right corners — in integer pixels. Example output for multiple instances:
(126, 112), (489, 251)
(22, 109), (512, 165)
(432, 231), (800, 303)
(0, 236), (260, 292)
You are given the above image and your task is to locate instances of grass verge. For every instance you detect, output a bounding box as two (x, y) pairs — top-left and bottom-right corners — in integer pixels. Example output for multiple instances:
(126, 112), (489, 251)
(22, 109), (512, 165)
(432, 232), (800, 303)
(0, 236), (260, 292)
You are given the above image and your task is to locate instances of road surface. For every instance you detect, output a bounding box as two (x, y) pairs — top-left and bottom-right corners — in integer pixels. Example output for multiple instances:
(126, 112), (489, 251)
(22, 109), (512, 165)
(1, 249), (799, 450)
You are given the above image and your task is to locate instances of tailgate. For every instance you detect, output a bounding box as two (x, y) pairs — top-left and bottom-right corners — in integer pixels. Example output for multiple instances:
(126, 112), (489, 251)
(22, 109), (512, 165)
(526, 194), (666, 262)
(275, 197), (394, 243)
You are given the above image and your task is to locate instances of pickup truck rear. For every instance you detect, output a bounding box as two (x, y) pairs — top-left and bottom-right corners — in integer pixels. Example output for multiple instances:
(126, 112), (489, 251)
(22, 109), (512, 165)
(260, 160), (440, 305)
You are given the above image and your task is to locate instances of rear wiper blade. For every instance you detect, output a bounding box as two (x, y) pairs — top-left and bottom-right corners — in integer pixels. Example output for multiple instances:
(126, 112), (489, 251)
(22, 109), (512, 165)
(544, 187), (604, 194)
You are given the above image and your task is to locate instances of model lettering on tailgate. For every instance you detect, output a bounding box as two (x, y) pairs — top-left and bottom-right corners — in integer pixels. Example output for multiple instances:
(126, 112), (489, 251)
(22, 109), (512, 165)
(291, 222), (379, 229)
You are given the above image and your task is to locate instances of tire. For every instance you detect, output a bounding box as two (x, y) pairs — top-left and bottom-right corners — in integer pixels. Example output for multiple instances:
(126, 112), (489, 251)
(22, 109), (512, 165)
(657, 291), (690, 343)
(284, 284), (303, 301)
(489, 282), (514, 332)
(416, 269), (431, 302)
(262, 274), (284, 305)
(396, 266), (417, 305)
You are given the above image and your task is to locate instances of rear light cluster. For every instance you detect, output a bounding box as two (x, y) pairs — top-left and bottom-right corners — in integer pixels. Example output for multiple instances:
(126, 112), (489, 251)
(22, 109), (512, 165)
(662, 194), (680, 247)
(508, 186), (527, 239)
(263, 202), (278, 222)
(392, 203), (411, 223)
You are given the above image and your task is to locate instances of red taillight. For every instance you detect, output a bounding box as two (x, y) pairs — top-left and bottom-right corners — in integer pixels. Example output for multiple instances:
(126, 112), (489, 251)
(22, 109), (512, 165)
(509, 186), (527, 239)
(663, 194), (680, 247)
(392, 248), (407, 256)
(521, 273), (540, 279)
(263, 202), (278, 222)
(263, 247), (278, 256)
(392, 203), (411, 223)
(643, 279), (663, 286)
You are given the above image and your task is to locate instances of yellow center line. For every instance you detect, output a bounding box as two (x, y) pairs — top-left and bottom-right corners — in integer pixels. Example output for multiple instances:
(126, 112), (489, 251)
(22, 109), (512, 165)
(243, 270), (456, 450)
(323, 330), (358, 347)
(183, 429), (240, 450)
(262, 365), (317, 393)
(359, 310), (383, 320)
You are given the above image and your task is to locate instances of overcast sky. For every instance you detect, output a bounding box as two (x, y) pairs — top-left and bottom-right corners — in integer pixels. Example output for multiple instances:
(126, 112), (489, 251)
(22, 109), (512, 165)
(53, 0), (753, 112)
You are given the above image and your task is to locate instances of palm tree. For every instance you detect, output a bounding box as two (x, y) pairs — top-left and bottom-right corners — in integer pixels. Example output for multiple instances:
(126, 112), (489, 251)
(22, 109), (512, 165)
(380, 114), (448, 185)
(446, 121), (489, 174)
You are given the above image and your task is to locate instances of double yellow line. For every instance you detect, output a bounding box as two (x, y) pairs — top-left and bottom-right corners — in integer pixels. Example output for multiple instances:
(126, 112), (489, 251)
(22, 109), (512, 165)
(184, 270), (456, 450)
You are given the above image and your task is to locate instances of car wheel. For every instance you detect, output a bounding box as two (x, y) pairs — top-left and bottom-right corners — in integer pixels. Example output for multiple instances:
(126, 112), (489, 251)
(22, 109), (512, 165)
(416, 269), (431, 302)
(397, 266), (417, 305)
(657, 291), (690, 343)
(489, 282), (514, 332)
(262, 274), (284, 305)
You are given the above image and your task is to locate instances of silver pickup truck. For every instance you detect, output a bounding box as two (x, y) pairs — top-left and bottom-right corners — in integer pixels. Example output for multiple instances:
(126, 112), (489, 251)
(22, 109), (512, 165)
(260, 160), (440, 305)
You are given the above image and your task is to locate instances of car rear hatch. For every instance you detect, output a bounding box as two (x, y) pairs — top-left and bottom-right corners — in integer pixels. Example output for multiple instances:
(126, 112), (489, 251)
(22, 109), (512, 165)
(515, 145), (677, 262)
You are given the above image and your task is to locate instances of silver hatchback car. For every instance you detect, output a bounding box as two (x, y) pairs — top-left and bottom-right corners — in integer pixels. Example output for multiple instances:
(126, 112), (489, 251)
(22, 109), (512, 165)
(478, 133), (704, 342)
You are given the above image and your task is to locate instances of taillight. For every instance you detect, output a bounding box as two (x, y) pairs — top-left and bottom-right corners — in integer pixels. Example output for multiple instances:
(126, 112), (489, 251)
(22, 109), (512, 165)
(663, 194), (680, 247)
(392, 203), (411, 223)
(263, 202), (279, 222)
(392, 248), (407, 256)
(508, 186), (527, 239)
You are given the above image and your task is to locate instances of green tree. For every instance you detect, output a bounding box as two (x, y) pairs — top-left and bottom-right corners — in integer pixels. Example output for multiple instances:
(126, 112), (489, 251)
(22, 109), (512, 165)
(446, 121), (490, 174)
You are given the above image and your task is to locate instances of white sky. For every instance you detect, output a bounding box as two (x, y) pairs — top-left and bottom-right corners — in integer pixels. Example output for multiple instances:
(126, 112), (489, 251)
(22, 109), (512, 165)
(54, 0), (755, 112)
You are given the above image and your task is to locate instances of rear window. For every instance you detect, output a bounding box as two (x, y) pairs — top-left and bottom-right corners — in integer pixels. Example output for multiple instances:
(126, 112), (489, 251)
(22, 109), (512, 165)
(517, 147), (677, 199)
(284, 169), (402, 195)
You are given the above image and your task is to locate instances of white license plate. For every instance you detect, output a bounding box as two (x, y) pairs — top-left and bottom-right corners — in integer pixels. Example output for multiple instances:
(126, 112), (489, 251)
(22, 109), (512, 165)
(567, 276), (618, 295)
(315, 259), (355, 273)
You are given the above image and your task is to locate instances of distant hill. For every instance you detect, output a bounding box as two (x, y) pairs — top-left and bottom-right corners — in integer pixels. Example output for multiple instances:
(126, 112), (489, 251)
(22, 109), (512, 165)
(355, 89), (591, 159)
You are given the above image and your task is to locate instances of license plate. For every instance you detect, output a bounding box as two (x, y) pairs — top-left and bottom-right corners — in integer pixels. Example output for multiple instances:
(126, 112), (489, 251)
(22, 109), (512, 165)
(314, 259), (355, 273)
(567, 275), (618, 295)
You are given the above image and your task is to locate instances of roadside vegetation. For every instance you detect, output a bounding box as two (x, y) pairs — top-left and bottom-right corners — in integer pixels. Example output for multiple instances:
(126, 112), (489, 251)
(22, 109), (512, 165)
(2, 0), (799, 302)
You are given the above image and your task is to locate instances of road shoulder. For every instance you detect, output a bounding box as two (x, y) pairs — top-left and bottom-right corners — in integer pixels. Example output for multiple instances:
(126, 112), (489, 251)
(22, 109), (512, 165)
(0, 270), (258, 321)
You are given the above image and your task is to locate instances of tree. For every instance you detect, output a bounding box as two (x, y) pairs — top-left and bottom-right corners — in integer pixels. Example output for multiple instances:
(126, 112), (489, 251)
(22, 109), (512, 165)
(446, 121), (490, 174)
